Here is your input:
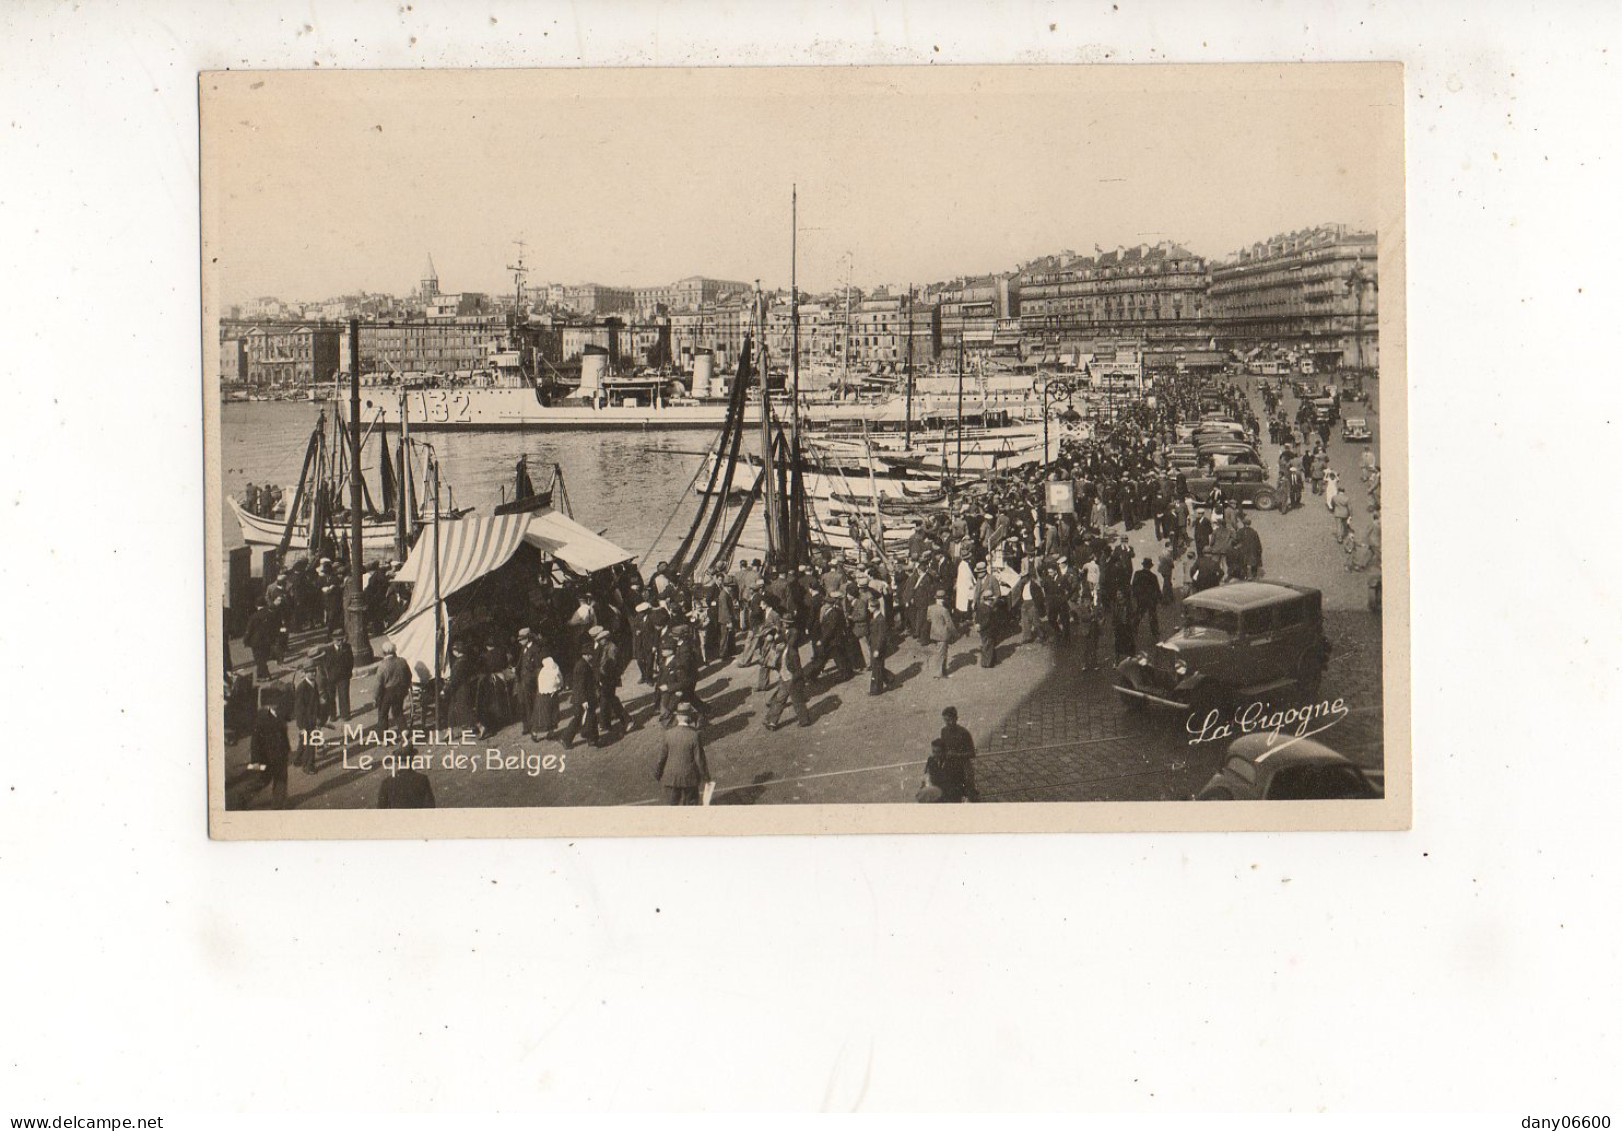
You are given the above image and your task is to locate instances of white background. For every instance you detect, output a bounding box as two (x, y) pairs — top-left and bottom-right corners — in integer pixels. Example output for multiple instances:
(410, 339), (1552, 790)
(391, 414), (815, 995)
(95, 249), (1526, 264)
(2, 0), (1618, 1115)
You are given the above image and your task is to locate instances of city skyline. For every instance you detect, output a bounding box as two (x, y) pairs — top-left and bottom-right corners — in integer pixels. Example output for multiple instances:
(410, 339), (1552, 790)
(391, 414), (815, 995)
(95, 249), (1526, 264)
(203, 65), (1394, 306)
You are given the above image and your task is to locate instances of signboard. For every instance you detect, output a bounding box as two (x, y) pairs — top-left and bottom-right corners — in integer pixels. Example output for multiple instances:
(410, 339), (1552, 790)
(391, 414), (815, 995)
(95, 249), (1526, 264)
(1045, 479), (1076, 514)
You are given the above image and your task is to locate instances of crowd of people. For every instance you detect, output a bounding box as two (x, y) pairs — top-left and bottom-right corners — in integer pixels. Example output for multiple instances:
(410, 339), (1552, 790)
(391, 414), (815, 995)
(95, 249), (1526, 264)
(234, 369), (1380, 809)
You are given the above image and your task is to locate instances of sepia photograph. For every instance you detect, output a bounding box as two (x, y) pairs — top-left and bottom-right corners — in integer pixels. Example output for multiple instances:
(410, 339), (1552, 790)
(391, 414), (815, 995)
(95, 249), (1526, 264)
(202, 63), (1408, 836)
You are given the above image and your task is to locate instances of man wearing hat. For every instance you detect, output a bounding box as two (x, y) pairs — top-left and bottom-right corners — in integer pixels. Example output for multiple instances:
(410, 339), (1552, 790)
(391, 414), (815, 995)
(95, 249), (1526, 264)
(631, 601), (656, 686)
(324, 628), (354, 721)
(248, 692), (293, 809)
(374, 641), (413, 731)
(514, 627), (542, 734)
(291, 661), (324, 774)
(653, 702), (710, 805)
(561, 641), (598, 750)
(927, 588), (958, 679)
(762, 625), (812, 730)
(864, 574), (892, 696)
(592, 624), (629, 742)
(1132, 557), (1164, 642)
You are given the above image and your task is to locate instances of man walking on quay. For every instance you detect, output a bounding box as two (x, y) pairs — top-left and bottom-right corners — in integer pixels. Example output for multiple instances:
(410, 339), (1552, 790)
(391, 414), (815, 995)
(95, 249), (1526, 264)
(325, 629), (354, 720)
(866, 577), (892, 696)
(244, 599), (281, 681)
(938, 706), (979, 803)
(1074, 588), (1103, 671)
(1131, 557), (1163, 643)
(654, 702), (711, 805)
(248, 696), (292, 809)
(927, 589), (958, 678)
(562, 645), (598, 749)
(762, 626), (812, 730)
(373, 641), (413, 731)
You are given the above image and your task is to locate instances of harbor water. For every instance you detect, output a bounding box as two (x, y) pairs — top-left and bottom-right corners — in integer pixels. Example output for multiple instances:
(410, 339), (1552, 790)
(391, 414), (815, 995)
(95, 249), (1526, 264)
(219, 402), (734, 568)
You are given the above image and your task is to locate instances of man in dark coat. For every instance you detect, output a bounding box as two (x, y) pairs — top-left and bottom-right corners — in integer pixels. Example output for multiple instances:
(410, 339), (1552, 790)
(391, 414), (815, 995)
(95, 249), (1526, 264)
(514, 628), (542, 733)
(654, 703), (710, 805)
(803, 598), (852, 683)
(244, 600), (282, 680)
(377, 748), (436, 809)
(325, 630), (354, 720)
(1237, 517), (1264, 580)
(937, 706), (979, 802)
(444, 642), (480, 733)
(592, 626), (629, 743)
(291, 664), (324, 774)
(1132, 558), (1164, 642)
(249, 700), (292, 809)
(562, 646), (599, 749)
(866, 580), (891, 696)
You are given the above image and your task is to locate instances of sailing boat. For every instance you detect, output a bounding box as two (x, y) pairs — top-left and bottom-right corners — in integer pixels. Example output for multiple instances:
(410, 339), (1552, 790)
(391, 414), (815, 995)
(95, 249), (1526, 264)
(229, 400), (468, 556)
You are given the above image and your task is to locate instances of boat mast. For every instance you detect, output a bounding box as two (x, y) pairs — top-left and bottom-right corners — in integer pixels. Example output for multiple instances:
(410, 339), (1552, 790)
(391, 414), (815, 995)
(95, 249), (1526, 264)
(756, 283), (776, 564)
(904, 284), (915, 450)
(344, 317), (376, 664)
(789, 186), (802, 569)
(791, 186), (800, 442)
(956, 335), (965, 479)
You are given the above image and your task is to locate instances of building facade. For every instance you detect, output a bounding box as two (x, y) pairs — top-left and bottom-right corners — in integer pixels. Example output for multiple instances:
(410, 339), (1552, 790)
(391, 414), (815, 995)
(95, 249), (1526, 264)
(238, 324), (341, 387)
(1206, 225), (1378, 369)
(560, 283), (635, 316)
(938, 275), (1017, 360)
(1015, 243), (1210, 359)
(355, 320), (509, 375)
(633, 275), (750, 315)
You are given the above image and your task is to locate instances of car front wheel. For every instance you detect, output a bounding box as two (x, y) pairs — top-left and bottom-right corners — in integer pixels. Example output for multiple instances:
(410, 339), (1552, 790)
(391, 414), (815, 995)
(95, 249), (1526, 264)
(1253, 490), (1277, 511)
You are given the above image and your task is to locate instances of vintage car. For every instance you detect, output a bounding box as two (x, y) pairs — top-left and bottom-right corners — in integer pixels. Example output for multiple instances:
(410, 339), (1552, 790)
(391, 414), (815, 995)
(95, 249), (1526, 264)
(1114, 580), (1331, 717)
(1193, 427), (1253, 449)
(1165, 443), (1202, 469)
(1184, 463), (1276, 507)
(1341, 416), (1372, 442)
(1194, 438), (1265, 463)
(1195, 735), (1382, 800)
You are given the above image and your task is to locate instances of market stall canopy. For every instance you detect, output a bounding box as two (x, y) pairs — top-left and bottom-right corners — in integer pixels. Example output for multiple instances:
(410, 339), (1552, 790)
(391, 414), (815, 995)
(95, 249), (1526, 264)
(385, 509), (632, 676)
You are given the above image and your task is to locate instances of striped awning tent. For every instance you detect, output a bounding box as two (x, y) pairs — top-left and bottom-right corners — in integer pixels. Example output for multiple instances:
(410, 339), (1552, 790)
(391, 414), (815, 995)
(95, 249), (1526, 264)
(385, 510), (632, 676)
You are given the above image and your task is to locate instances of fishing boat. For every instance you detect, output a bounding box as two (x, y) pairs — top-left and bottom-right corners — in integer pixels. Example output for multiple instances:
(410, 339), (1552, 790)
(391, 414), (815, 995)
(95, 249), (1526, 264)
(229, 403), (468, 557)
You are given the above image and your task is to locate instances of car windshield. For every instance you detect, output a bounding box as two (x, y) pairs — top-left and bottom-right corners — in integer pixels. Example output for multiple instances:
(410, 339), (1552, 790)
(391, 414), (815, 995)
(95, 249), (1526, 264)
(1182, 605), (1240, 636)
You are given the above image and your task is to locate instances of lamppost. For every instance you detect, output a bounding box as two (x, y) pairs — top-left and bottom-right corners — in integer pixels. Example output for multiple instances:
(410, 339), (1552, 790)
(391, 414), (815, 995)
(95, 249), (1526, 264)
(1035, 374), (1082, 542)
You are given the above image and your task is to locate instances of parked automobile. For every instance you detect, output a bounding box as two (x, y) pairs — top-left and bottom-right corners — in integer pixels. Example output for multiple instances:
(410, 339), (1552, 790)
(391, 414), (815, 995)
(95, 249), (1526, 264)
(1341, 417), (1372, 442)
(1186, 465), (1276, 508)
(1165, 443), (1201, 469)
(1193, 426), (1252, 448)
(1114, 581), (1331, 716)
(1195, 735), (1382, 800)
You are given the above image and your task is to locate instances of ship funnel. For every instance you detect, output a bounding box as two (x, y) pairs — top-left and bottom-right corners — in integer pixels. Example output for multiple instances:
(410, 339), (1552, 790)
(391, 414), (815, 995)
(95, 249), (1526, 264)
(575, 349), (609, 399)
(691, 350), (715, 398)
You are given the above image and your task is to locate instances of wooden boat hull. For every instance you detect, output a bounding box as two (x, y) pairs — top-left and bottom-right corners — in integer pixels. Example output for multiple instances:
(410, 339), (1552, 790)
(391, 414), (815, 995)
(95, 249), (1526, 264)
(229, 496), (445, 554)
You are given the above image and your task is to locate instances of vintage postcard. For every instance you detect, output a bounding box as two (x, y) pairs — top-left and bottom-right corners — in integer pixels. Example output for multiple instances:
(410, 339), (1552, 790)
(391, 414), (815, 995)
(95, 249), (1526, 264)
(203, 63), (1408, 838)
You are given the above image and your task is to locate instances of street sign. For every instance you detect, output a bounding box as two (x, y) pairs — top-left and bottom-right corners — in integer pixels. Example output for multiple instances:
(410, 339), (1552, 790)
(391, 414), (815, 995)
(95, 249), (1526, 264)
(1045, 479), (1076, 514)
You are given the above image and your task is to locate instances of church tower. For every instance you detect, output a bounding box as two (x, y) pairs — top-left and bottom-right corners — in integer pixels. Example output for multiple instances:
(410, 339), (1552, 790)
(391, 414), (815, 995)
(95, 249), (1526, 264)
(419, 254), (439, 302)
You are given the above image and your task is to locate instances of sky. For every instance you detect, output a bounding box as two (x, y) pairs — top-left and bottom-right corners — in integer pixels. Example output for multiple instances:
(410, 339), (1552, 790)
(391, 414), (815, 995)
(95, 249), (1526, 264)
(202, 64), (1397, 304)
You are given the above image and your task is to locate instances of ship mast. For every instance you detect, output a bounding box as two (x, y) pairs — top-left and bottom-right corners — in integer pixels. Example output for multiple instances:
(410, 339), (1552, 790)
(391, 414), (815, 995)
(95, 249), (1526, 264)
(790, 186), (800, 443)
(789, 187), (803, 567)
(507, 239), (528, 319)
